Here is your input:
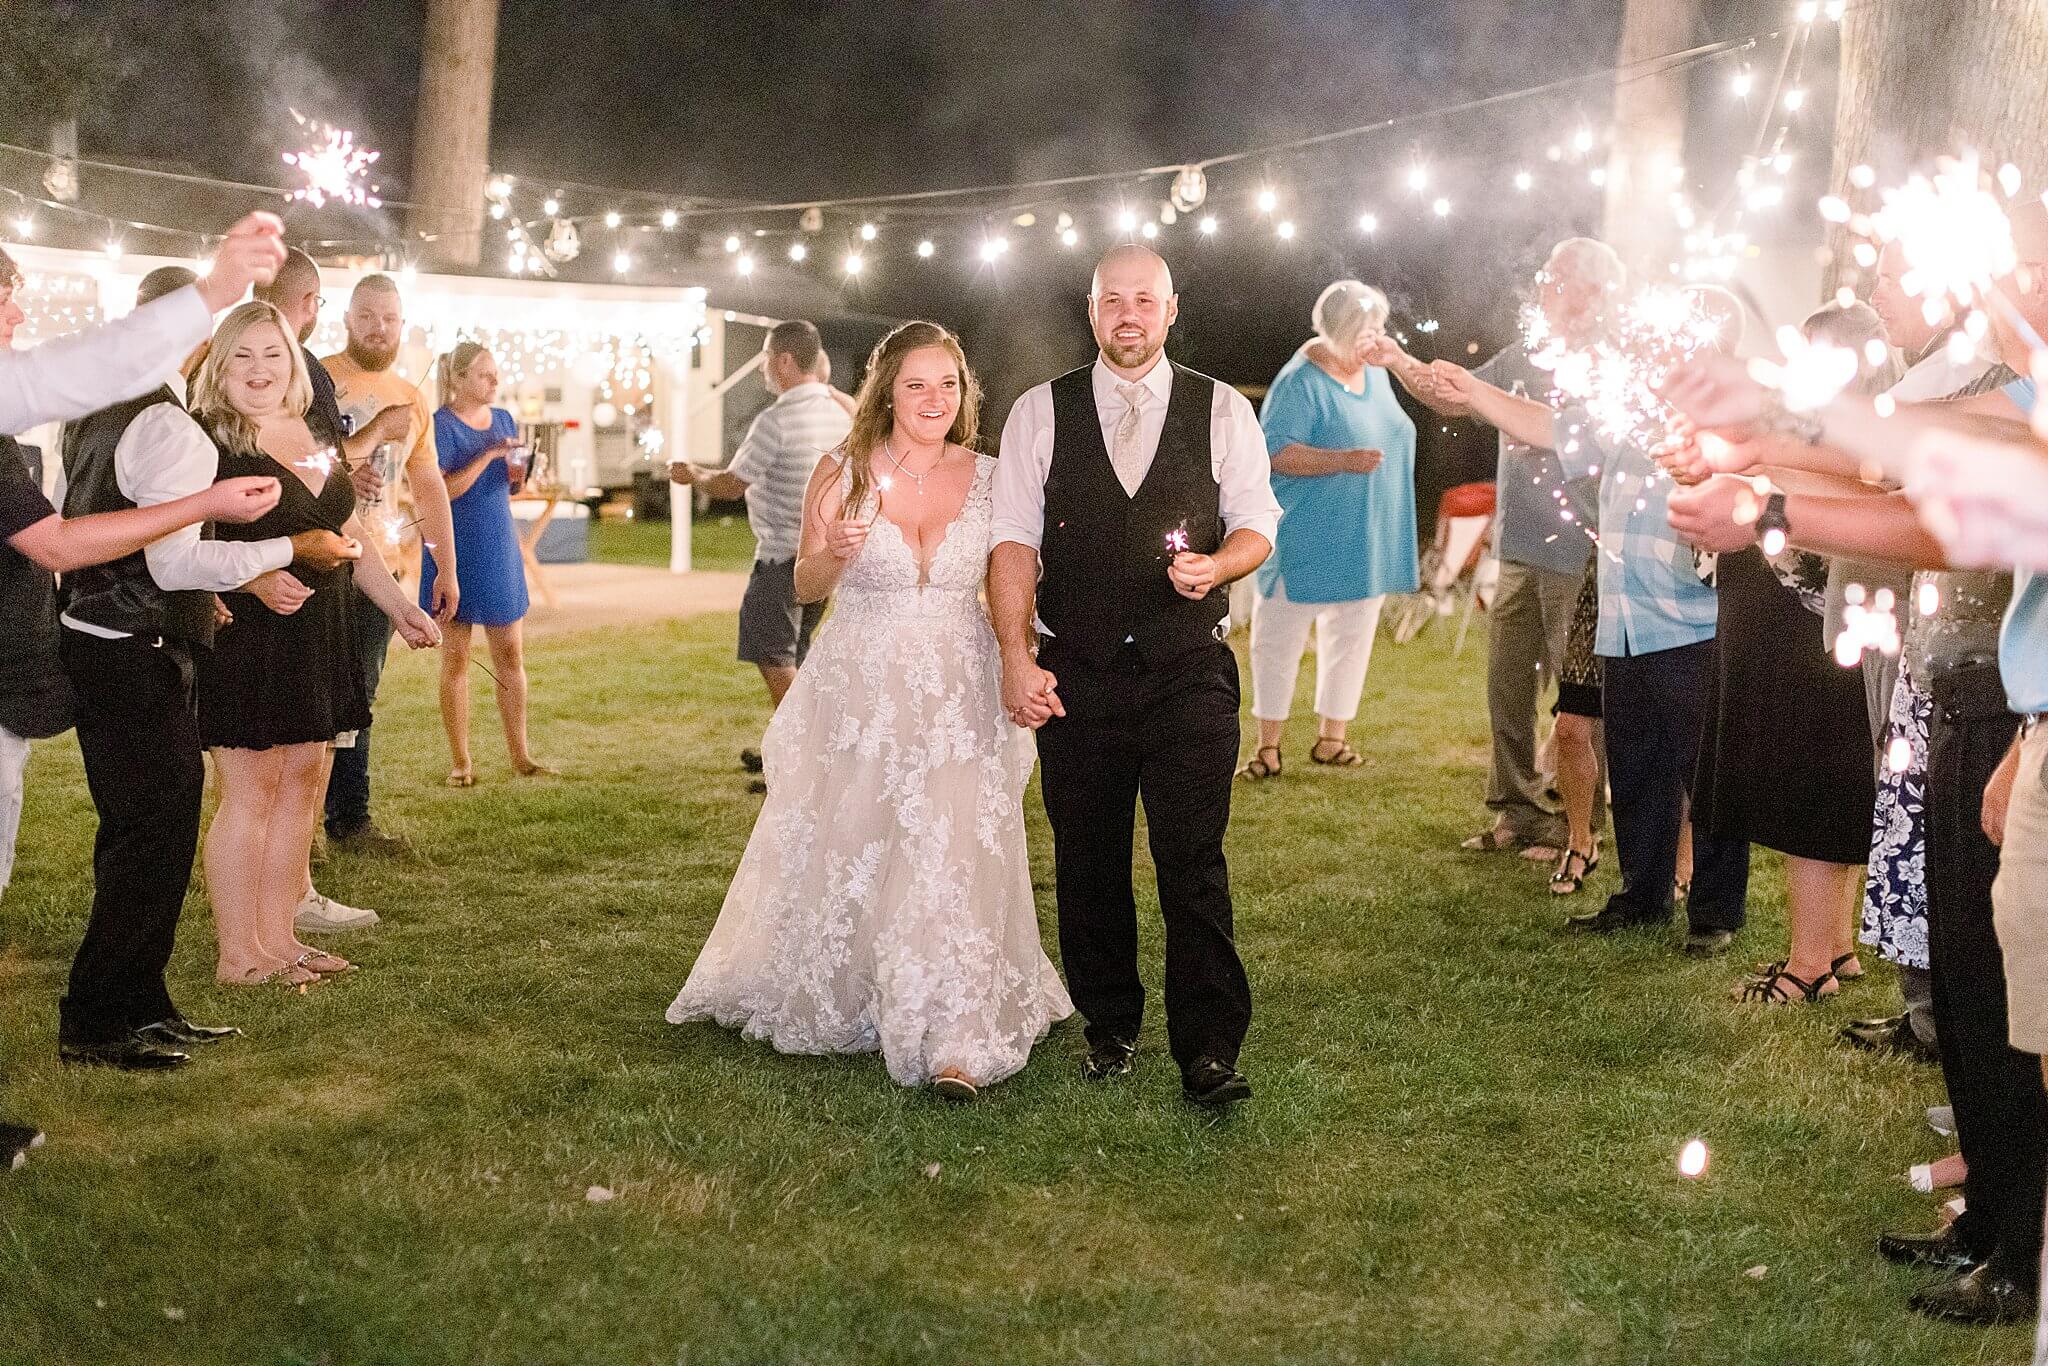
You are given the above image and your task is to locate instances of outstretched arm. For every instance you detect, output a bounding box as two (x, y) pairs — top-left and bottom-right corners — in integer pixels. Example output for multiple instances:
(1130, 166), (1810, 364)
(8, 477), (282, 574)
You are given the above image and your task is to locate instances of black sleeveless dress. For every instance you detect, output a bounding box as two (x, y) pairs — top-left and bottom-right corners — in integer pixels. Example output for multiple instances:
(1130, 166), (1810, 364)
(196, 440), (372, 750)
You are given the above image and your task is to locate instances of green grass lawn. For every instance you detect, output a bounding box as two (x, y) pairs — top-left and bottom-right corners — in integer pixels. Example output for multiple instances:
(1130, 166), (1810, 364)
(0, 615), (2024, 1364)
(588, 512), (756, 574)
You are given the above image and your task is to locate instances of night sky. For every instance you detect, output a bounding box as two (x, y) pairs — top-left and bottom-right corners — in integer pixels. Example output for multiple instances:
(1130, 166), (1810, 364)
(8, 0), (1813, 490)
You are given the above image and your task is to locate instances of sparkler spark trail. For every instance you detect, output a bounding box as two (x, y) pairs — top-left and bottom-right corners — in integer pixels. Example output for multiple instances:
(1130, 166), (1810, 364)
(1526, 285), (1727, 450)
(1164, 518), (1191, 555)
(281, 111), (382, 209)
(295, 447), (338, 478)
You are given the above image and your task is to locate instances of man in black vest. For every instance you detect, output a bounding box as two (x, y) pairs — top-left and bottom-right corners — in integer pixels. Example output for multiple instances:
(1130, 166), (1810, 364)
(57, 267), (357, 1071)
(990, 245), (1281, 1107)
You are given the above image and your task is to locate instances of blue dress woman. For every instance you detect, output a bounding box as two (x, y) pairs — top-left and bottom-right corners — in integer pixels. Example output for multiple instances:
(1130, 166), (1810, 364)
(1238, 279), (1417, 780)
(422, 342), (553, 786)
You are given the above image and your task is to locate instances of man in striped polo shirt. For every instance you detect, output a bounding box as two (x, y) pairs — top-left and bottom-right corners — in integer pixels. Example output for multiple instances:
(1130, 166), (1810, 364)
(671, 320), (853, 788)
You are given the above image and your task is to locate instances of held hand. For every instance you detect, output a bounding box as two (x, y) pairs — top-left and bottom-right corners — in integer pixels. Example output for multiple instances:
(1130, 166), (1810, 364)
(667, 461), (698, 486)
(1984, 742), (2021, 846)
(1657, 353), (1771, 432)
(195, 212), (287, 311)
(1664, 473), (1767, 553)
(289, 528), (361, 572)
(1001, 653), (1065, 729)
(211, 594), (234, 630)
(430, 574), (460, 624)
(244, 568), (313, 616)
(1347, 448), (1385, 475)
(1427, 360), (1477, 412)
(1167, 551), (1220, 599)
(395, 603), (442, 650)
(826, 518), (871, 559)
(1652, 421), (1711, 486)
(349, 458), (386, 502)
(203, 475), (282, 524)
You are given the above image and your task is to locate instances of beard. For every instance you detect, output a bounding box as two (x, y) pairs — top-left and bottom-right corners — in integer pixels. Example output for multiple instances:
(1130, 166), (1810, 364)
(346, 336), (400, 372)
(1098, 331), (1163, 371)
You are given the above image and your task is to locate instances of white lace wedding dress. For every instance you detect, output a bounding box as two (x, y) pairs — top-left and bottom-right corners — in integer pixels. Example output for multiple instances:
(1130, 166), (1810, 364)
(666, 454), (1073, 1086)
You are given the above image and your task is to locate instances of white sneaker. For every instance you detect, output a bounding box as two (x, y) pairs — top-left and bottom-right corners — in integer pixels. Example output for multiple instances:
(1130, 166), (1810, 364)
(294, 889), (381, 933)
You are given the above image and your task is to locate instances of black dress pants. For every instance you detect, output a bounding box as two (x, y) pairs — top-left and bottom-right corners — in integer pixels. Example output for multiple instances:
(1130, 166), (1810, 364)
(57, 631), (203, 1045)
(1601, 640), (1749, 931)
(1926, 660), (2045, 1279)
(1035, 640), (1251, 1072)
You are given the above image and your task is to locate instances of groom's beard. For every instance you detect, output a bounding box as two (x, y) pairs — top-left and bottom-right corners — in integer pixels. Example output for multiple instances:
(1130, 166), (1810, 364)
(1100, 335), (1163, 371)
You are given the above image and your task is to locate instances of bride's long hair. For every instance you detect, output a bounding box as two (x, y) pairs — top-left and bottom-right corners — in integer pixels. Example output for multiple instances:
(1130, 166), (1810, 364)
(836, 321), (981, 520)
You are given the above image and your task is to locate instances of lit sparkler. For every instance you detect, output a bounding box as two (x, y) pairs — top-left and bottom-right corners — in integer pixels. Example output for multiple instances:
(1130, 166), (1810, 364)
(281, 112), (382, 209)
(1164, 518), (1191, 555)
(296, 446), (338, 478)
(1747, 325), (1861, 412)
(1527, 285), (1728, 450)
(1832, 582), (1901, 667)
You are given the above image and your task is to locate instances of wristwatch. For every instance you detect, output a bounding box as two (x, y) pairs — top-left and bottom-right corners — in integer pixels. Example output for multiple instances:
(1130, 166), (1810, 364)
(1754, 488), (1790, 553)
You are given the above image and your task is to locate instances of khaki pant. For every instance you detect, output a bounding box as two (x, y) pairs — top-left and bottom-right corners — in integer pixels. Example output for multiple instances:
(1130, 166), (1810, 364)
(1485, 560), (1602, 840)
(1994, 724), (2048, 1054)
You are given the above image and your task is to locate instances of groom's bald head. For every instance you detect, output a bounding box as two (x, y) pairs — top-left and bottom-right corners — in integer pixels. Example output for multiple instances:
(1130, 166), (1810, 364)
(1090, 244), (1173, 299)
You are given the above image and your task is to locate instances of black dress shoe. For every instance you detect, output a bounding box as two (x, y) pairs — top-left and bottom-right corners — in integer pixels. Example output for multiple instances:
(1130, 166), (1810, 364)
(1909, 1262), (2039, 1325)
(1683, 929), (1737, 958)
(1839, 1013), (1939, 1064)
(136, 1017), (242, 1047)
(740, 747), (764, 774)
(1878, 1224), (1984, 1269)
(1564, 904), (1664, 935)
(1183, 1057), (1252, 1108)
(1, 1121), (45, 1171)
(58, 1038), (190, 1071)
(1081, 1037), (1137, 1081)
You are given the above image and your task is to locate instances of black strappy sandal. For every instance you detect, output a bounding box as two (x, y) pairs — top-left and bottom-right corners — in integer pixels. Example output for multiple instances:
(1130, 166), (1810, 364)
(1734, 960), (1837, 1005)
(1550, 845), (1600, 896)
(1309, 739), (1366, 768)
(1830, 951), (1864, 983)
(1236, 746), (1283, 782)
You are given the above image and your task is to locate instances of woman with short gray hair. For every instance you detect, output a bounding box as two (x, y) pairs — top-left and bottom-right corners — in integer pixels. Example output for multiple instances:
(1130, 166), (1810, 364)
(1239, 280), (1418, 779)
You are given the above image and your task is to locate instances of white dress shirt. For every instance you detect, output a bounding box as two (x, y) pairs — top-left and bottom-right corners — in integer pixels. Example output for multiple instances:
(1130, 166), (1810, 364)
(991, 354), (1282, 552)
(0, 286), (212, 434)
(60, 373), (293, 640)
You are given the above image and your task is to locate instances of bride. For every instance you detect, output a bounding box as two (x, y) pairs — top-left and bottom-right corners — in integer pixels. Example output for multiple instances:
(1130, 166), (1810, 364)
(666, 321), (1072, 1099)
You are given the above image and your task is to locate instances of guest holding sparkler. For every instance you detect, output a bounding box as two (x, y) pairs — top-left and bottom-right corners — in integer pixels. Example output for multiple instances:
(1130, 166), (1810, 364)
(319, 274), (451, 859)
(424, 342), (551, 786)
(1235, 280), (1414, 780)
(194, 302), (440, 987)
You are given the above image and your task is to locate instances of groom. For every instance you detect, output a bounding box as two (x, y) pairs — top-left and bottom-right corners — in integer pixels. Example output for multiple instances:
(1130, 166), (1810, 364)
(990, 244), (1280, 1108)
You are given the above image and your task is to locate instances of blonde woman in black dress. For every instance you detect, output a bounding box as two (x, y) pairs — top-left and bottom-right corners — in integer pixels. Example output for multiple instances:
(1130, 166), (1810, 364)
(194, 303), (440, 986)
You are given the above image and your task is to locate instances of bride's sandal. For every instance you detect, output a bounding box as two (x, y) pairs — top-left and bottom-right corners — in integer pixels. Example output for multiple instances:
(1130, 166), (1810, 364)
(1236, 746), (1283, 782)
(932, 1069), (979, 1103)
(1309, 738), (1365, 767)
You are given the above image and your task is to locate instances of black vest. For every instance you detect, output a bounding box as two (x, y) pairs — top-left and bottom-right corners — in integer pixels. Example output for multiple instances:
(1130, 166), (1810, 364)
(60, 387), (219, 647)
(1037, 363), (1226, 667)
(0, 437), (74, 737)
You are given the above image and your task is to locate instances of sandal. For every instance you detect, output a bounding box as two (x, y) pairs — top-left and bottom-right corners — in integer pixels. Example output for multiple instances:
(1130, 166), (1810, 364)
(932, 1070), (979, 1103)
(1550, 846), (1600, 896)
(1830, 951), (1864, 982)
(1461, 825), (1528, 852)
(218, 961), (321, 988)
(1309, 739), (1365, 767)
(293, 949), (355, 977)
(1236, 746), (1283, 781)
(1733, 960), (1837, 1005)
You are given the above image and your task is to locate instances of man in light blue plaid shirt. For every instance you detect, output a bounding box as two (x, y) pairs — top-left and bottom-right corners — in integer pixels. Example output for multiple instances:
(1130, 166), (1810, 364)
(1436, 365), (1748, 954)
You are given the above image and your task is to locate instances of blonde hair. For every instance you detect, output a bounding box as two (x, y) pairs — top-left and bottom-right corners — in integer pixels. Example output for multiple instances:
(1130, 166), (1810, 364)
(835, 321), (981, 520)
(1804, 300), (1903, 397)
(436, 340), (490, 408)
(1313, 279), (1390, 348)
(191, 301), (313, 456)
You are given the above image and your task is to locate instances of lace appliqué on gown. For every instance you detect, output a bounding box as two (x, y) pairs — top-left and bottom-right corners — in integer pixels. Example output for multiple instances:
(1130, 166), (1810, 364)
(666, 455), (1072, 1086)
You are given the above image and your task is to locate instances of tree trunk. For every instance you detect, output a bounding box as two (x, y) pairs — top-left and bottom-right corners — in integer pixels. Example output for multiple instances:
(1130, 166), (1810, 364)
(407, 0), (501, 268)
(1602, 0), (1699, 275)
(1827, 0), (2048, 292)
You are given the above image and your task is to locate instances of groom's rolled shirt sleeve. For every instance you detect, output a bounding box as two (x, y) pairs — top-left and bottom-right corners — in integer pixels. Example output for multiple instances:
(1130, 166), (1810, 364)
(1212, 384), (1281, 545)
(990, 383), (1055, 552)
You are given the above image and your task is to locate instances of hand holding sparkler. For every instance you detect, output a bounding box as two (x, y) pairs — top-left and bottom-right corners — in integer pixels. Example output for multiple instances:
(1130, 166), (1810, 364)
(244, 568), (313, 616)
(824, 513), (872, 559)
(288, 528), (361, 572)
(393, 602), (441, 651)
(1656, 354), (1773, 433)
(1665, 473), (1770, 554)
(201, 475), (283, 524)
(195, 212), (288, 312)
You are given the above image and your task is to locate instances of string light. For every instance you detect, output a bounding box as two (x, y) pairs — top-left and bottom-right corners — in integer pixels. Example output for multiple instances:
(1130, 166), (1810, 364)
(1357, 212), (1379, 233)
(1795, 0), (1819, 20)
(917, 239), (936, 258)
(1406, 164), (1429, 194)
(736, 252), (754, 276)
(979, 238), (1001, 263)
(11, 214), (30, 239)
(611, 250), (631, 274)
(1198, 216), (1218, 235)
(1117, 207), (1138, 232)
(1513, 170), (1533, 192)
(1275, 219), (1296, 240)
(1432, 197), (1452, 218)
(1783, 88), (1806, 112)
(1730, 68), (1754, 99)
(1060, 227), (1080, 247)
(1572, 127), (1595, 156)
(603, 210), (622, 228)
(859, 222), (877, 241)
(489, 202), (506, 220)
(787, 241), (807, 262)
(843, 252), (864, 275)
(1140, 220), (1159, 239)
(542, 194), (561, 216)
(660, 208), (679, 229)
(103, 237), (123, 260)
(1255, 187), (1277, 214)
(723, 234), (741, 253)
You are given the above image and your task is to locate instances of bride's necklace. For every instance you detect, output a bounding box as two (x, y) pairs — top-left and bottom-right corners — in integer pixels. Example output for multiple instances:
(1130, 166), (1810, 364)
(882, 438), (943, 495)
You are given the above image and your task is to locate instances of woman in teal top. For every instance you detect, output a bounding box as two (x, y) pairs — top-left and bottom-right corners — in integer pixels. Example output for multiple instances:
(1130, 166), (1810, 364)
(1240, 279), (1418, 780)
